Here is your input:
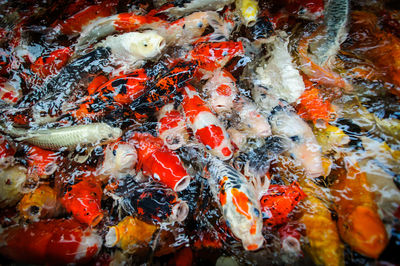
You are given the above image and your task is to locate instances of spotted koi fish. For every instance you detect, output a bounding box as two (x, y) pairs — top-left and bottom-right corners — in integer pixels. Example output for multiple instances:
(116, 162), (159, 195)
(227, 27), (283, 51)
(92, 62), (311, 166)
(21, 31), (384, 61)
(181, 84), (233, 160)
(129, 132), (190, 192)
(207, 158), (264, 251)
(260, 183), (306, 227)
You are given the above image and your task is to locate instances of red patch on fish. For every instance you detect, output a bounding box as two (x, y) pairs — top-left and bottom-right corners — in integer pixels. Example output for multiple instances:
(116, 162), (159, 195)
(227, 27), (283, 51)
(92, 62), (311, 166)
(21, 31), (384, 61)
(158, 110), (184, 135)
(26, 146), (59, 177)
(114, 13), (165, 32)
(31, 47), (73, 78)
(216, 84), (232, 96)
(196, 125), (224, 150)
(260, 183), (306, 227)
(231, 188), (251, 220)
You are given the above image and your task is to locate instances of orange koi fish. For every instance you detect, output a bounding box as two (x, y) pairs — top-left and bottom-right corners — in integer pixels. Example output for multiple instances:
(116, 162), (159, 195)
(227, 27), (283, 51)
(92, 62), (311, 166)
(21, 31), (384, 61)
(188, 41), (244, 78)
(295, 76), (336, 125)
(17, 185), (59, 221)
(129, 132), (190, 192)
(260, 183), (306, 227)
(207, 159), (264, 251)
(30, 47), (74, 79)
(330, 157), (388, 259)
(26, 146), (59, 177)
(71, 69), (148, 120)
(54, 2), (117, 35)
(297, 28), (352, 92)
(157, 103), (189, 150)
(181, 84), (233, 160)
(61, 176), (103, 226)
(0, 135), (15, 167)
(0, 218), (102, 265)
(86, 74), (108, 95)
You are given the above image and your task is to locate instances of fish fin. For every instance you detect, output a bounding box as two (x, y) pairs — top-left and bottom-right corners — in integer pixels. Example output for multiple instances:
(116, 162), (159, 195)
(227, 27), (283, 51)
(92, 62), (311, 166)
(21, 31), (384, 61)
(245, 164), (270, 200)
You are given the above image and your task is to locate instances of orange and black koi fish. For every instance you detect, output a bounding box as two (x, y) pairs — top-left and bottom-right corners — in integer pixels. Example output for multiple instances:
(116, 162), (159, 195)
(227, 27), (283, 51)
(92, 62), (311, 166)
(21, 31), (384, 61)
(30, 47), (74, 79)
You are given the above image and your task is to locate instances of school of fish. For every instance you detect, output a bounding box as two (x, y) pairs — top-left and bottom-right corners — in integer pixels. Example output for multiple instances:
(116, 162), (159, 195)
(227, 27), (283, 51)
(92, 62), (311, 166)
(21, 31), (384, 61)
(0, 0), (399, 265)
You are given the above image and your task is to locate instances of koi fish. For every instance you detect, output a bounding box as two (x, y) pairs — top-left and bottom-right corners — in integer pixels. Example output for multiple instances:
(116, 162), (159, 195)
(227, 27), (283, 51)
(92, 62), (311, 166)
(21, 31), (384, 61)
(269, 108), (324, 178)
(53, 3), (117, 36)
(0, 165), (27, 208)
(207, 158), (264, 251)
(129, 132), (191, 192)
(159, 0), (234, 17)
(157, 103), (189, 150)
(0, 123), (122, 151)
(330, 157), (388, 259)
(30, 47), (74, 79)
(311, 0), (349, 66)
(254, 33), (306, 104)
(97, 140), (137, 178)
(0, 218), (102, 264)
(188, 41), (244, 78)
(0, 78), (21, 104)
(86, 75), (108, 95)
(104, 216), (158, 252)
(70, 69), (148, 120)
(17, 185), (59, 221)
(131, 61), (197, 115)
(295, 76), (337, 126)
(284, 0), (324, 20)
(260, 183), (306, 228)
(0, 135), (15, 167)
(61, 176), (104, 226)
(202, 69), (238, 114)
(236, 0), (259, 27)
(181, 84), (233, 160)
(119, 180), (189, 223)
(313, 124), (349, 154)
(26, 146), (59, 177)
(94, 31), (166, 73)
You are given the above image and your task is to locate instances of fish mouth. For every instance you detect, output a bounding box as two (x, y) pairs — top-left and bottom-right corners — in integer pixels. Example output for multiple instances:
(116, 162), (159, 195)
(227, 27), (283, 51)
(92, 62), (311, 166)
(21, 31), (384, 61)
(282, 236), (301, 254)
(170, 200), (189, 222)
(105, 226), (119, 247)
(243, 235), (265, 251)
(174, 175), (191, 192)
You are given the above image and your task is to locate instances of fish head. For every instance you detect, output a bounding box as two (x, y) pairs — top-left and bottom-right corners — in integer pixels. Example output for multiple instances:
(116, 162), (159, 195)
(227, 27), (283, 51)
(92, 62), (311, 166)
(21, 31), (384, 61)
(129, 31), (166, 60)
(223, 186), (264, 251)
(17, 185), (57, 221)
(178, 11), (209, 40)
(99, 126), (122, 144)
(99, 141), (137, 177)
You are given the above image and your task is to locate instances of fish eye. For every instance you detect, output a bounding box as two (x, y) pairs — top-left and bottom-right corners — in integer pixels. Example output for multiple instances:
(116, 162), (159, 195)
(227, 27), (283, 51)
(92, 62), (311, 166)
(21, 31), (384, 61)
(108, 134), (113, 138)
(143, 43), (148, 47)
(253, 208), (260, 217)
(290, 135), (300, 142)
(197, 22), (203, 28)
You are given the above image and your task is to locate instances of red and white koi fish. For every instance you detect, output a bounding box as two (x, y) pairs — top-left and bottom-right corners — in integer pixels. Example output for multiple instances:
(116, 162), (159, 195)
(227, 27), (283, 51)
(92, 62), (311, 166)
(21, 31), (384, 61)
(202, 69), (238, 114)
(0, 218), (102, 265)
(97, 140), (137, 178)
(269, 108), (324, 178)
(206, 158), (264, 251)
(0, 78), (21, 104)
(128, 132), (191, 192)
(188, 41), (244, 78)
(25, 146), (59, 178)
(181, 84), (233, 160)
(0, 135), (15, 168)
(157, 103), (189, 150)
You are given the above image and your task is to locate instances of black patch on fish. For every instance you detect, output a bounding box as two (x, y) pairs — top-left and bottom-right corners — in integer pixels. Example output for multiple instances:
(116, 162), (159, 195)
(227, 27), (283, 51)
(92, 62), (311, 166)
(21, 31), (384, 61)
(111, 78), (128, 95)
(173, 0), (192, 8)
(333, 118), (364, 150)
(249, 16), (274, 40)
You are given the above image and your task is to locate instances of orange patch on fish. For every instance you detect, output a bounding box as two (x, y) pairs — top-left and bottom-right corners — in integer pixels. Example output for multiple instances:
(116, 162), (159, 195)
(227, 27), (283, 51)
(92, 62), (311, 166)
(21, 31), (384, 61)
(246, 244), (260, 251)
(182, 94), (211, 124)
(196, 125), (224, 149)
(216, 84), (232, 96)
(231, 188), (251, 220)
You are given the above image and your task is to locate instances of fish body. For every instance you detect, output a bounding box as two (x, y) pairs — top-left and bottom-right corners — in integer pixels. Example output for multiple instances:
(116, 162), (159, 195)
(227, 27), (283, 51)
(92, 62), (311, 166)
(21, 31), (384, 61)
(0, 219), (102, 265)
(330, 158), (388, 259)
(313, 124), (349, 154)
(17, 185), (59, 221)
(30, 47), (74, 79)
(0, 78), (21, 104)
(129, 132), (190, 192)
(105, 216), (157, 252)
(255, 34), (306, 104)
(0, 123), (122, 151)
(269, 108), (324, 178)
(207, 159), (264, 251)
(71, 69), (148, 120)
(260, 183), (305, 227)
(157, 103), (189, 150)
(284, 0), (324, 20)
(161, 0), (234, 17)
(0, 165), (27, 208)
(61, 176), (103, 226)
(312, 0), (349, 66)
(181, 85), (233, 160)
(26, 146), (59, 177)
